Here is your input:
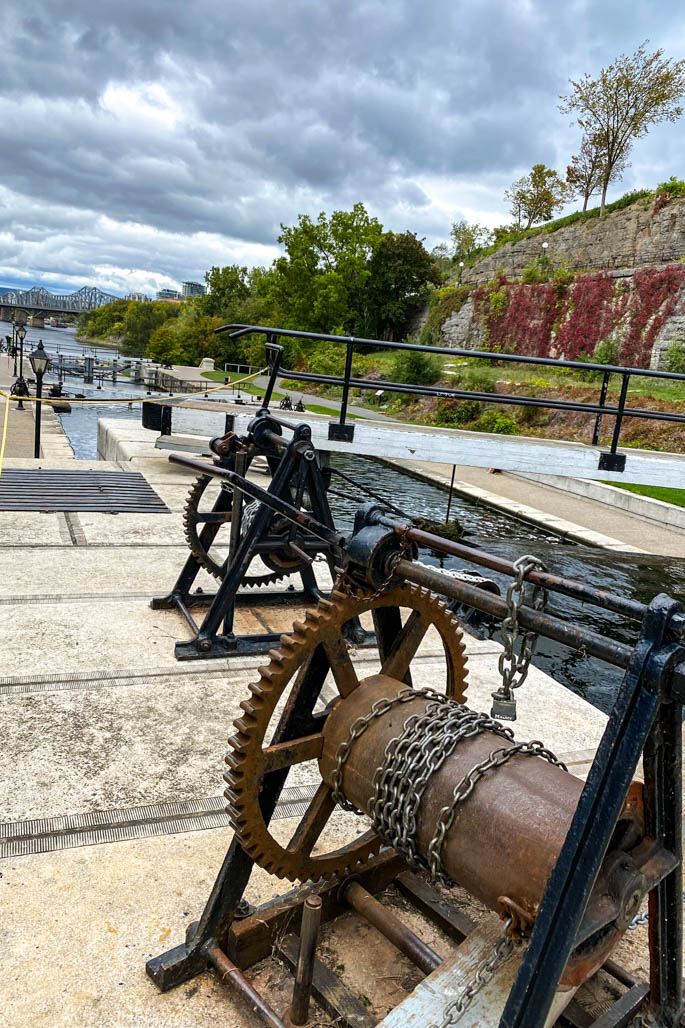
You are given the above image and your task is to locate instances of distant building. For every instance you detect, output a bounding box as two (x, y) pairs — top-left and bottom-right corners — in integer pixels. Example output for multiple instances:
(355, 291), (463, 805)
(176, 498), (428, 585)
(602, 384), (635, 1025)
(126, 291), (150, 302)
(182, 281), (205, 297)
(156, 288), (182, 300)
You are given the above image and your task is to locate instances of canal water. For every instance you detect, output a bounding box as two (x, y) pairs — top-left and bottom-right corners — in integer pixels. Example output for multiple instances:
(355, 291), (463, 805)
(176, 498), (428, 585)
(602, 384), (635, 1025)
(34, 347), (685, 715)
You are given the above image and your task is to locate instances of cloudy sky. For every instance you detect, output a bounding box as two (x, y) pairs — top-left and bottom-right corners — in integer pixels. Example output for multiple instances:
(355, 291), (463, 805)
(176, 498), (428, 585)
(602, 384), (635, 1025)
(0, 0), (684, 297)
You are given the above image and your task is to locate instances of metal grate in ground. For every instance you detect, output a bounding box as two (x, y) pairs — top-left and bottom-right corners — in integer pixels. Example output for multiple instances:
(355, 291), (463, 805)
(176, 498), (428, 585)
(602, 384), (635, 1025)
(0, 469), (169, 513)
(0, 787), (319, 858)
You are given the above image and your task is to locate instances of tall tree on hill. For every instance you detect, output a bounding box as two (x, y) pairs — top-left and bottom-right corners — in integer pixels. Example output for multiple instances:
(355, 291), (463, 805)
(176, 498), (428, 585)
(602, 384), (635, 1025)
(450, 219), (492, 263)
(566, 134), (618, 212)
(560, 43), (685, 216)
(504, 163), (570, 229)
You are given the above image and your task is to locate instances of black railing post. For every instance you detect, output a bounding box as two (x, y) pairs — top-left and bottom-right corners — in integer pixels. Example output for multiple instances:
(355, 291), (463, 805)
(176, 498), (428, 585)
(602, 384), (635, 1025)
(328, 340), (355, 441)
(610, 372), (631, 454)
(592, 370), (611, 445)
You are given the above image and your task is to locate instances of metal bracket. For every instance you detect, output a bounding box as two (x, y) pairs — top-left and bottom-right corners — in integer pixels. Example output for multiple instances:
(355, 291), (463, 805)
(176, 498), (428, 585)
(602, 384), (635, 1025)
(598, 452), (626, 472)
(328, 423), (355, 442)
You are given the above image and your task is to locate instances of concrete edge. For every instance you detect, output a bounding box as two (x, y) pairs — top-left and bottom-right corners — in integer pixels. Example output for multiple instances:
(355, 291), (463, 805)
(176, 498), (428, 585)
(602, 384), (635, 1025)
(514, 472), (685, 534)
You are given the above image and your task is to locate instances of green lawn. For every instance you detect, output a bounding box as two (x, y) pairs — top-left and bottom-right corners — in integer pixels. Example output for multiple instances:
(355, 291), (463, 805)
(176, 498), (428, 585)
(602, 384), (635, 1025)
(604, 481), (685, 508)
(200, 370), (354, 418)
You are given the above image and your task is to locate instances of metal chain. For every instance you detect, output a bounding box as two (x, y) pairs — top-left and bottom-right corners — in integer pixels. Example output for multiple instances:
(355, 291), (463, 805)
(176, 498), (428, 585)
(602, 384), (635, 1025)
(430, 918), (521, 1027)
(414, 559), (497, 591)
(330, 686), (446, 811)
(370, 702), (515, 872)
(628, 910), (649, 930)
(492, 554), (548, 720)
(427, 741), (567, 882)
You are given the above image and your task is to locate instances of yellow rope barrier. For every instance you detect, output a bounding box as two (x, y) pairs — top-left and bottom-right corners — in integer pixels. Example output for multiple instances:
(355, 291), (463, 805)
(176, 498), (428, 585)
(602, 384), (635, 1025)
(0, 367), (267, 407)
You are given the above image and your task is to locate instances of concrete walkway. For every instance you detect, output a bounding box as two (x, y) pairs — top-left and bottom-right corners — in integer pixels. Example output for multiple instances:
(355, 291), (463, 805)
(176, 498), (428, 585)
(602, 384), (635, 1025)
(1, 443), (656, 1026)
(399, 460), (685, 557)
(0, 353), (36, 459)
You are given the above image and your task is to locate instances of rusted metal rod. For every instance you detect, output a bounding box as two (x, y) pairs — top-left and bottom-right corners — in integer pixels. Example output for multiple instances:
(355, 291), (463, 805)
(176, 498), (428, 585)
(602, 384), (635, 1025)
(343, 880), (441, 975)
(288, 895), (322, 1026)
(395, 557), (634, 669)
(401, 525), (651, 625)
(206, 945), (286, 1028)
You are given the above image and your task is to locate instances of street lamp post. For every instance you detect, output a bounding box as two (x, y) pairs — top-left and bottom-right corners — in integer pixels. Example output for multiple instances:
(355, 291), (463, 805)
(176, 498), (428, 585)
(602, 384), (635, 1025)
(16, 324), (26, 379)
(29, 340), (51, 459)
(458, 260), (465, 284)
(11, 322), (17, 377)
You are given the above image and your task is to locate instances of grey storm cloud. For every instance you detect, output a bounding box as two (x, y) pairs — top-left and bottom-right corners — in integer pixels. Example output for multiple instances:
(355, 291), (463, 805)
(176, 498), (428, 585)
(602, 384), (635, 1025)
(0, 0), (683, 295)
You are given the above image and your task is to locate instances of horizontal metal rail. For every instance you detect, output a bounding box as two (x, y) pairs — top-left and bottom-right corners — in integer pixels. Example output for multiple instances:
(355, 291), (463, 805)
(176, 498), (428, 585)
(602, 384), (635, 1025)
(222, 324), (685, 459)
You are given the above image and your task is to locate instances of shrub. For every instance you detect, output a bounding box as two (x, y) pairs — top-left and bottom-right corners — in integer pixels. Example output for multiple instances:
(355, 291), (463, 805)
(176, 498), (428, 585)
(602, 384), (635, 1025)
(665, 337), (685, 373)
(390, 348), (442, 385)
(461, 369), (497, 393)
(654, 176), (685, 198)
(522, 257), (551, 284)
(473, 409), (520, 434)
(436, 398), (483, 425)
(425, 285), (470, 342)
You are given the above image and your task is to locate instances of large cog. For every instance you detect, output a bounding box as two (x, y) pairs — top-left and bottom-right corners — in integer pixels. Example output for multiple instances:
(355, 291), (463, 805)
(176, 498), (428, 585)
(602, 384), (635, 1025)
(183, 473), (292, 586)
(224, 582), (469, 883)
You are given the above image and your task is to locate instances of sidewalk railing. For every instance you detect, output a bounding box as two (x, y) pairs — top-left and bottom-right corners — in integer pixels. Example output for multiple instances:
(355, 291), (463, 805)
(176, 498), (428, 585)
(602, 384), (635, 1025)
(223, 324), (685, 474)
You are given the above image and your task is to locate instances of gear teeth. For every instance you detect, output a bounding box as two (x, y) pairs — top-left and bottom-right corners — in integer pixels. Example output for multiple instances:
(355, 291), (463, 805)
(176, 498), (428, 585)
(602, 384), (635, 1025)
(233, 715), (256, 735)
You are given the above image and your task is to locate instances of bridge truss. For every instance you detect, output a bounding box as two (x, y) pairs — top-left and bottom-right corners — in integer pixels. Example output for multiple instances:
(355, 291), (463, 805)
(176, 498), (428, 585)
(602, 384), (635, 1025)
(0, 285), (119, 314)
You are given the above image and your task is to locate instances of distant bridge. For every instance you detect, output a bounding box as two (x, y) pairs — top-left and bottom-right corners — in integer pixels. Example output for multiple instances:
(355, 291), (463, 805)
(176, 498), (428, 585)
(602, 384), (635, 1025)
(0, 285), (119, 318)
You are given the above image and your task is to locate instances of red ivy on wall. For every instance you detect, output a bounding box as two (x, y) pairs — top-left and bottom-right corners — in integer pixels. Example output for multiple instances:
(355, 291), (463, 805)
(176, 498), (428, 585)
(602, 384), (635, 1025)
(473, 265), (685, 368)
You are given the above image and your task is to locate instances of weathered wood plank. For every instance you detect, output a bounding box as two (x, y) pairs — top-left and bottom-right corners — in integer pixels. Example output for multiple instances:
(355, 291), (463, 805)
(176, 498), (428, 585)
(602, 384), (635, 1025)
(159, 405), (685, 488)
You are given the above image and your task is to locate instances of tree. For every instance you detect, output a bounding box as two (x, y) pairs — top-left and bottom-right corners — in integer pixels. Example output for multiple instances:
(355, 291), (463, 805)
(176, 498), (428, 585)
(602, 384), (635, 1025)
(200, 264), (250, 317)
(566, 134), (615, 212)
(272, 202), (384, 333)
(362, 231), (441, 339)
(560, 43), (685, 215)
(504, 164), (570, 229)
(449, 220), (492, 262)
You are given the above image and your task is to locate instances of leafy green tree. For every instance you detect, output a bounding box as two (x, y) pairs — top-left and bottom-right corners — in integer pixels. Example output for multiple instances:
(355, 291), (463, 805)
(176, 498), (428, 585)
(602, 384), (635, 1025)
(560, 43), (685, 215)
(504, 164), (570, 229)
(272, 202), (383, 333)
(362, 231), (440, 339)
(449, 220), (492, 263)
(200, 264), (250, 318)
(122, 301), (179, 356)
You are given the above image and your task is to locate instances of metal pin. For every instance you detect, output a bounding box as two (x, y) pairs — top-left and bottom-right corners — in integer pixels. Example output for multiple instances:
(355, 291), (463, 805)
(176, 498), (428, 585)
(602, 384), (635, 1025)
(288, 894), (322, 1026)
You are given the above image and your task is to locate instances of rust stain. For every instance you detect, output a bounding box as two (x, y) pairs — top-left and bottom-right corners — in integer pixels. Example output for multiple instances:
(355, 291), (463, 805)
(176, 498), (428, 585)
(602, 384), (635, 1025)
(105, 920), (118, 934)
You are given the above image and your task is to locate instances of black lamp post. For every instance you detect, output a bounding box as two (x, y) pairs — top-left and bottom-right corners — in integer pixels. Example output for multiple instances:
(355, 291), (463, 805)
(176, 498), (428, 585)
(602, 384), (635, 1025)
(11, 322), (17, 377)
(16, 324), (26, 380)
(29, 340), (51, 459)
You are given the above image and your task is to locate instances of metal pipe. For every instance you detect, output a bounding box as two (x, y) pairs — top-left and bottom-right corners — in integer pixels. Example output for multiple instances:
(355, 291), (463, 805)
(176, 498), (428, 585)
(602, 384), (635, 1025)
(446, 465), (456, 522)
(221, 323), (685, 383)
(288, 895), (322, 1026)
(343, 880), (441, 974)
(206, 945), (286, 1028)
(401, 525), (649, 624)
(395, 557), (634, 669)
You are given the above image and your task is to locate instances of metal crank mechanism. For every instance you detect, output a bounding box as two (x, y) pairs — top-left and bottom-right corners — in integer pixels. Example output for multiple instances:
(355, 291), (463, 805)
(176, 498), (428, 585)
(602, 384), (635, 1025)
(151, 402), (367, 660)
(147, 500), (685, 1028)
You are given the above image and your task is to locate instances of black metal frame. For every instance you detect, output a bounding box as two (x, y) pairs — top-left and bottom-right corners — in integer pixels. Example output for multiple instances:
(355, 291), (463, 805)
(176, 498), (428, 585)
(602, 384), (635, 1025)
(152, 414), (348, 661)
(218, 323), (685, 469)
(147, 481), (684, 1026)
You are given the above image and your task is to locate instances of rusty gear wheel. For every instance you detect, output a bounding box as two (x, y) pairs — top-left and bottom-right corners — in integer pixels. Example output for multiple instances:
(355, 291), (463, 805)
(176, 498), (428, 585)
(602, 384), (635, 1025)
(183, 474), (296, 586)
(224, 582), (469, 883)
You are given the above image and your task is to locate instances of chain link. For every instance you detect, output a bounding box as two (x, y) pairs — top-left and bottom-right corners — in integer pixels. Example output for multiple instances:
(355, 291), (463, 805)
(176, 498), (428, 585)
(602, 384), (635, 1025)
(371, 702), (515, 874)
(427, 740), (567, 882)
(492, 554), (548, 720)
(330, 686), (439, 811)
(628, 910), (649, 930)
(430, 917), (522, 1027)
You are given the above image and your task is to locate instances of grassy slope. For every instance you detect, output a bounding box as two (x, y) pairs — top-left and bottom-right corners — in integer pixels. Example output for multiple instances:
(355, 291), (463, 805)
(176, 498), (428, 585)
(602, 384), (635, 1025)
(603, 482), (685, 508)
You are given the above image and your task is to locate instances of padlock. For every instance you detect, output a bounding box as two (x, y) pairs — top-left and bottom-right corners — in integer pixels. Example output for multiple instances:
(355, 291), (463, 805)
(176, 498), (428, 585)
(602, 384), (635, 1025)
(490, 694), (517, 721)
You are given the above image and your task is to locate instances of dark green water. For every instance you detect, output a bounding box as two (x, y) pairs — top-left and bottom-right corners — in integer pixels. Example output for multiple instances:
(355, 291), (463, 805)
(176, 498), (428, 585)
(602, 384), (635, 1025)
(326, 453), (685, 714)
